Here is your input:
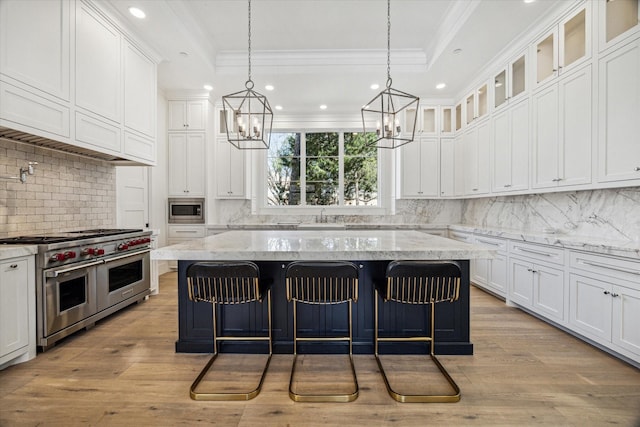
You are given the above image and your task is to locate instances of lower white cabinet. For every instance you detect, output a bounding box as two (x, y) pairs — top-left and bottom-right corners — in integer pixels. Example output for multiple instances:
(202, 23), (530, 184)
(569, 251), (640, 361)
(472, 235), (507, 298)
(167, 225), (205, 270)
(508, 242), (566, 323)
(0, 254), (35, 369)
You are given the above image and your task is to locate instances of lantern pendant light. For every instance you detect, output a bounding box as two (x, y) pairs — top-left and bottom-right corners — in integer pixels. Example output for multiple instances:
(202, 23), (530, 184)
(361, 0), (419, 149)
(222, 0), (273, 149)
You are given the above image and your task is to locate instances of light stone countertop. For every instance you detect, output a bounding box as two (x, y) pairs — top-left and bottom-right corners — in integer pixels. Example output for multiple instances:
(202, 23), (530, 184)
(449, 225), (640, 260)
(152, 229), (494, 261)
(0, 245), (38, 260)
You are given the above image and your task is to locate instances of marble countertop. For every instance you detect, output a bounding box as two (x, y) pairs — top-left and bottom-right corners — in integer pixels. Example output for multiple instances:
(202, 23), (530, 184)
(205, 223), (449, 231)
(152, 229), (494, 261)
(0, 245), (38, 260)
(449, 225), (640, 260)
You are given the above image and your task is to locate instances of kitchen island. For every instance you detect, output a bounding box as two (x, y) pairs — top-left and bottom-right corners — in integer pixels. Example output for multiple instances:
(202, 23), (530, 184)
(151, 230), (494, 355)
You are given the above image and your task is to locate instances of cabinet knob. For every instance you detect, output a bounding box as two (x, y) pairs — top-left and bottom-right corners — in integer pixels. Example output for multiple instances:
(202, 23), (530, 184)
(603, 290), (610, 295)
(634, 167), (640, 171)
(10, 264), (18, 269)
(611, 293), (619, 298)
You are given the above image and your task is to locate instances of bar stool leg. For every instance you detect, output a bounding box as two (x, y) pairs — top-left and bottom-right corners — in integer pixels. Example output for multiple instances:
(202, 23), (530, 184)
(190, 289), (273, 401)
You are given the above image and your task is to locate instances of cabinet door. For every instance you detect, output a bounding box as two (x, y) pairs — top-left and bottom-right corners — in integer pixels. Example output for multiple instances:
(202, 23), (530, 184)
(510, 258), (534, 308)
(598, 0), (640, 51)
(463, 128), (478, 195)
(532, 264), (565, 322)
(75, 2), (121, 123)
(440, 138), (454, 197)
(217, 139), (246, 198)
(123, 42), (156, 138)
(400, 138), (422, 197)
(441, 107), (454, 135)
(598, 39), (640, 183)
(569, 274), (612, 342)
(559, 6), (589, 74)
(532, 84), (560, 189)
(488, 253), (508, 296)
(611, 284), (640, 357)
(421, 106), (437, 134)
(419, 138), (440, 197)
(476, 119), (491, 194)
(535, 29), (558, 88)
(186, 100), (206, 131)
(510, 99), (530, 191)
(453, 135), (465, 196)
(0, 0), (70, 101)
(185, 133), (206, 196)
(471, 258), (488, 287)
(168, 133), (188, 195)
(168, 101), (187, 130)
(492, 108), (511, 191)
(559, 65), (592, 186)
(0, 258), (29, 358)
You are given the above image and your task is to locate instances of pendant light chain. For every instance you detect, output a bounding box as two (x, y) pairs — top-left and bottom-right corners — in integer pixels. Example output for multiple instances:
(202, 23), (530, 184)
(246, 0), (253, 88)
(386, 0), (392, 88)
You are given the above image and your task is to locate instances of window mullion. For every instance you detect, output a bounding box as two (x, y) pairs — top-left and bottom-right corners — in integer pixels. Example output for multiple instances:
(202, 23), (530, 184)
(300, 132), (306, 207)
(338, 132), (345, 206)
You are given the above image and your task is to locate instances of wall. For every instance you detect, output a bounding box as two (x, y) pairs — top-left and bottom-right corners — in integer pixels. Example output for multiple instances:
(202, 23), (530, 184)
(213, 198), (464, 226)
(0, 138), (116, 237)
(462, 187), (640, 242)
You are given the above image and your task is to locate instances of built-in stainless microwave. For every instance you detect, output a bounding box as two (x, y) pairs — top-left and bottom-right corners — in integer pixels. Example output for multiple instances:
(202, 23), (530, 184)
(168, 198), (205, 224)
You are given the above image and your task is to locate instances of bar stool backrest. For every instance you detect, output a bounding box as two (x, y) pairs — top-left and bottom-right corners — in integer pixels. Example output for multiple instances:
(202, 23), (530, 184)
(187, 261), (262, 305)
(285, 261), (359, 304)
(384, 261), (461, 305)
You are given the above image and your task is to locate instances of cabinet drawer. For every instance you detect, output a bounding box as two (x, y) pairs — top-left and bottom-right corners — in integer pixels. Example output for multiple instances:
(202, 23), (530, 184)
(509, 241), (564, 265)
(448, 230), (474, 243)
(570, 251), (640, 285)
(474, 235), (507, 252)
(168, 226), (205, 239)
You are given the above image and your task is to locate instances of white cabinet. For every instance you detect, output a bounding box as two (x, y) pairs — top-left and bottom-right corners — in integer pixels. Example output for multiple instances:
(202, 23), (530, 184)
(464, 83), (489, 127)
(533, 4), (590, 90)
(508, 241), (566, 323)
(0, 255), (35, 369)
(216, 138), (247, 198)
(569, 251), (640, 362)
(493, 51), (527, 111)
(532, 65), (592, 189)
(453, 134), (465, 196)
(472, 235), (507, 298)
(0, 0), (70, 101)
(168, 100), (206, 131)
(463, 119), (491, 196)
(439, 138), (455, 197)
(75, 1), (121, 124)
(167, 225), (205, 270)
(123, 41), (156, 139)
(168, 133), (206, 197)
(492, 98), (529, 193)
(598, 0), (640, 52)
(440, 106), (455, 136)
(404, 105), (438, 136)
(597, 37), (640, 183)
(400, 138), (439, 198)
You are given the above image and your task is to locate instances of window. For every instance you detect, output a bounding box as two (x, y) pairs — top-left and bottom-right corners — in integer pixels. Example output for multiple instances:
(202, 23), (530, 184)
(266, 131), (378, 207)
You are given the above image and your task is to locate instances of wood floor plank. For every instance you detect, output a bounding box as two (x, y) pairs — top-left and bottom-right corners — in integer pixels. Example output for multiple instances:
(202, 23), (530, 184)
(1, 273), (639, 426)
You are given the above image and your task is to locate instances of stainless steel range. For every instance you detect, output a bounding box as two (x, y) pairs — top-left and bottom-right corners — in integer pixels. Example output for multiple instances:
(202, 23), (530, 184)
(0, 229), (152, 350)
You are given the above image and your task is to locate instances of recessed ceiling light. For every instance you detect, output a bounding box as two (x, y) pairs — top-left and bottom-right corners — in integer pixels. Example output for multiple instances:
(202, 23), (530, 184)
(523, 0), (535, 3)
(436, 83), (446, 89)
(203, 84), (213, 91)
(128, 7), (146, 19)
(275, 105), (283, 110)
(453, 48), (462, 55)
(320, 105), (327, 110)
(370, 83), (380, 90)
(265, 84), (274, 91)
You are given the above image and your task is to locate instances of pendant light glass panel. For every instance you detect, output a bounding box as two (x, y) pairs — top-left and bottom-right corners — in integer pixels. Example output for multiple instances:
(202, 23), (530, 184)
(362, 87), (418, 149)
(223, 84), (273, 150)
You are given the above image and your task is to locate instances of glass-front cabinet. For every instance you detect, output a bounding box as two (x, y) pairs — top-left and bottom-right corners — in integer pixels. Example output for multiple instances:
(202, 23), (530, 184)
(493, 51), (527, 110)
(441, 106), (454, 135)
(599, 0), (640, 51)
(404, 106), (438, 135)
(464, 83), (489, 127)
(533, 4), (590, 90)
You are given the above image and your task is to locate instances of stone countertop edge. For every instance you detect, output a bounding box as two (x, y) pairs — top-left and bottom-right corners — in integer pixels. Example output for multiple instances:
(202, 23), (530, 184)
(0, 245), (38, 260)
(448, 225), (640, 260)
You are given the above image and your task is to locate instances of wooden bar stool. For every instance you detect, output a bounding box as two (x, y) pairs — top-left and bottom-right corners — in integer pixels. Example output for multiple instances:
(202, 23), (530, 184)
(285, 261), (359, 402)
(374, 260), (462, 403)
(186, 261), (272, 401)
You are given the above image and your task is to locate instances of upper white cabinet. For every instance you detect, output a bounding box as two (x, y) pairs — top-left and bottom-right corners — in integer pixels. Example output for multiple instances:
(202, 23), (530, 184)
(168, 132), (206, 197)
(0, 0), (70, 101)
(404, 106), (438, 136)
(75, 1), (121, 123)
(493, 51), (527, 111)
(598, 37), (640, 183)
(462, 119), (491, 196)
(532, 65), (592, 189)
(169, 100), (206, 131)
(216, 138), (246, 198)
(492, 98), (529, 193)
(454, 102), (463, 133)
(465, 83), (489, 127)
(439, 138), (455, 197)
(123, 41), (156, 139)
(453, 134), (465, 196)
(533, 4), (591, 90)
(400, 138), (439, 198)
(598, 0), (640, 52)
(440, 106), (455, 136)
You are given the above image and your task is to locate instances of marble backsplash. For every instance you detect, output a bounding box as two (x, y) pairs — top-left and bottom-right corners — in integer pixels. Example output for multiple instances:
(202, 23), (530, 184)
(461, 188), (640, 242)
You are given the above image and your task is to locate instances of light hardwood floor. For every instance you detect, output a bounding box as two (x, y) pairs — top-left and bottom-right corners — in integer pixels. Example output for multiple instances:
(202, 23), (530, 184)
(1, 272), (639, 426)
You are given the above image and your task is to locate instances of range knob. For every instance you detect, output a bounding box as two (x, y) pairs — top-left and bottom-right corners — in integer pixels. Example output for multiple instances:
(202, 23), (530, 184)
(81, 248), (95, 256)
(50, 253), (65, 262)
(64, 251), (76, 259)
(118, 243), (129, 251)
(96, 248), (105, 255)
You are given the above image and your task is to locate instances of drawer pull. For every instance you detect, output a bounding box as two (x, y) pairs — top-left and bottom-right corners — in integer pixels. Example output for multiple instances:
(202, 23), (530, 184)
(476, 239), (501, 247)
(581, 261), (639, 276)
(175, 230), (200, 234)
(518, 247), (554, 257)
(10, 264), (18, 269)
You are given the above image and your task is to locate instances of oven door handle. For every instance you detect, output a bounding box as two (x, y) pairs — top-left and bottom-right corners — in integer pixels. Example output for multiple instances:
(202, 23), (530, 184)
(104, 249), (151, 263)
(45, 260), (104, 277)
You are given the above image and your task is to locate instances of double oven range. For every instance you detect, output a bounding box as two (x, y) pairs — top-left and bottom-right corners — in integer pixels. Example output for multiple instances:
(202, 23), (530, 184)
(0, 229), (152, 350)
